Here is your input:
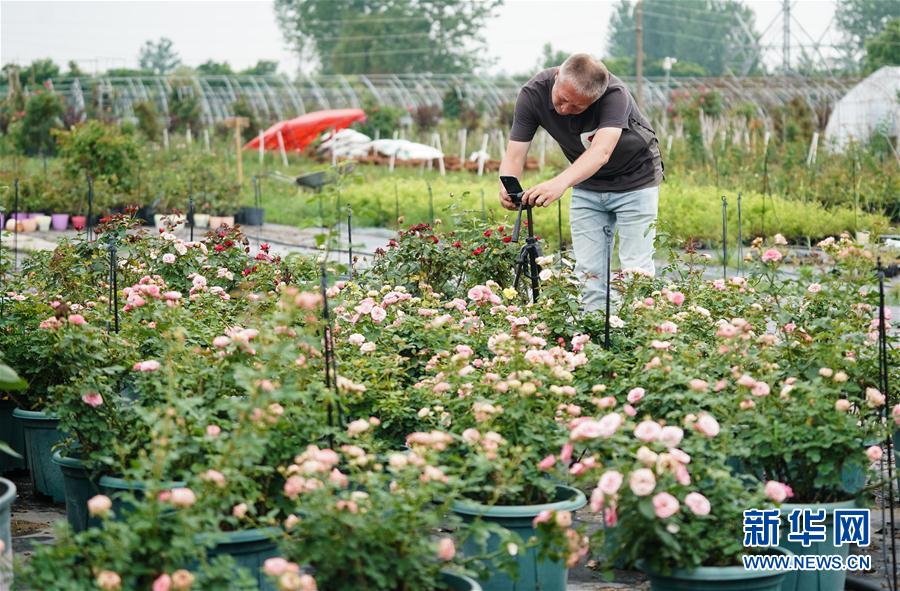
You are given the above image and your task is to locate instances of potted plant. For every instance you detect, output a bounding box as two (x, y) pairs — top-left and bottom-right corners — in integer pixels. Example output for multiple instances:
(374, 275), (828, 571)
(566, 409), (793, 591)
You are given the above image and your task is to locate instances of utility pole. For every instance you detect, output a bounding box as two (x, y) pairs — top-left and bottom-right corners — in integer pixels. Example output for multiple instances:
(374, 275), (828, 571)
(782, 0), (791, 73)
(635, 0), (644, 109)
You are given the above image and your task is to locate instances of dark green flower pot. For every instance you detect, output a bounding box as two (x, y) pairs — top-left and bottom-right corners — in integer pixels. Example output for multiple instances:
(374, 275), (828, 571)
(12, 408), (65, 502)
(0, 400), (26, 473)
(196, 527), (281, 591)
(778, 499), (855, 591)
(98, 475), (186, 520)
(450, 485), (586, 591)
(51, 451), (102, 532)
(0, 477), (16, 587)
(439, 570), (483, 591)
(638, 547), (793, 591)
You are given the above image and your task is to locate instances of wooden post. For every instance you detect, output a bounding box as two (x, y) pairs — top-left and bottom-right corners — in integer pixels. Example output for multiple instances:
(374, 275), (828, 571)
(258, 130), (265, 166)
(477, 133), (489, 176)
(223, 116), (250, 186)
(432, 132), (445, 176)
(277, 130), (289, 167)
(459, 128), (467, 163)
(162, 128), (170, 150)
(186, 126), (192, 148)
(203, 128), (211, 153)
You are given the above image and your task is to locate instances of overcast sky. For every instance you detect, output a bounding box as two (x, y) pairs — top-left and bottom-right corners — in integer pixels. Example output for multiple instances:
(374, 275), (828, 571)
(0, 0), (842, 76)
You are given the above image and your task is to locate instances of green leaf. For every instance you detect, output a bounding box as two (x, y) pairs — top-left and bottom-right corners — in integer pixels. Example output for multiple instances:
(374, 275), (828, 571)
(0, 362), (27, 391)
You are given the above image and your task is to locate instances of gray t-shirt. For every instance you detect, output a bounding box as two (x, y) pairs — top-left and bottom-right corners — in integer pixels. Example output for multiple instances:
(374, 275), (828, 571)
(509, 68), (663, 193)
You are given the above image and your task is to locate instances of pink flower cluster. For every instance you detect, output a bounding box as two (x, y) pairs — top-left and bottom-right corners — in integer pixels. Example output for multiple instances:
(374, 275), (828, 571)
(263, 558), (317, 591)
(467, 284), (501, 305)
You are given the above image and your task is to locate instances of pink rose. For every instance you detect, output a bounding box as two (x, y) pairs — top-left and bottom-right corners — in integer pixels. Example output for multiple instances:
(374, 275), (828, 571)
(133, 360), (161, 372)
(233, 503), (249, 518)
(808, 283), (822, 294)
(627, 387), (645, 404)
(370, 306), (387, 323)
(590, 487), (605, 512)
(629, 468), (656, 496)
(264, 557), (294, 577)
(598, 470), (624, 495)
(684, 492), (711, 516)
(532, 510), (553, 527)
(633, 420), (662, 442)
(761, 249), (782, 263)
(560, 442), (574, 462)
(764, 480), (792, 503)
(751, 382), (771, 397)
(652, 492), (680, 518)
(867, 445), (883, 462)
(169, 487), (196, 508)
(694, 414), (720, 437)
(538, 455), (556, 471)
(87, 494), (112, 517)
(348, 333), (365, 346)
(206, 424), (221, 436)
(437, 537), (456, 561)
(82, 392), (103, 408)
(555, 510), (572, 528)
(153, 574), (172, 591)
(67, 314), (86, 325)
(688, 379), (708, 392)
(201, 469), (226, 488)
(659, 426), (684, 448)
(666, 291), (685, 306)
(162, 253), (176, 264)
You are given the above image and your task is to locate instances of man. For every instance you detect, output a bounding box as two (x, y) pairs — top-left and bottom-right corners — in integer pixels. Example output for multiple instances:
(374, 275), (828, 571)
(499, 53), (663, 312)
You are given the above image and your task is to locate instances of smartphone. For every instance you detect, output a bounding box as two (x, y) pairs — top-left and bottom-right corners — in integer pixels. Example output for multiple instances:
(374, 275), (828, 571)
(499, 175), (524, 196)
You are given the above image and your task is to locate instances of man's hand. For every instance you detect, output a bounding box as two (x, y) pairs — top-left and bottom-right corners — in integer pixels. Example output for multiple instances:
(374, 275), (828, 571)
(521, 177), (569, 208)
(498, 184), (518, 211)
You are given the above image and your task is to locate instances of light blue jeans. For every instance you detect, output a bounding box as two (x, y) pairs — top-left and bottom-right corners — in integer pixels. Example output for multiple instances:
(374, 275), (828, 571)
(570, 185), (659, 312)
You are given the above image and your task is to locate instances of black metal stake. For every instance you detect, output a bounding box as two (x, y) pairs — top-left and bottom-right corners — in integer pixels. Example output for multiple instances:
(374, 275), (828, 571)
(319, 264), (344, 441)
(107, 239), (119, 333)
(427, 182), (434, 225)
(877, 258), (897, 591)
(347, 209), (353, 279)
(13, 179), (19, 272)
(87, 175), (94, 242)
(737, 192), (743, 276)
(721, 195), (728, 280)
(603, 225), (613, 350)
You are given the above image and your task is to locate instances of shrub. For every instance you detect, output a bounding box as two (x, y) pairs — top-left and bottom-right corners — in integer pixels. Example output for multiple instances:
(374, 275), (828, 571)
(9, 90), (64, 156)
(54, 120), (143, 196)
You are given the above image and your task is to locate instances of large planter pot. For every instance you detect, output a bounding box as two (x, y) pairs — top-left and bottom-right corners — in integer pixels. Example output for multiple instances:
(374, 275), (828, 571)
(450, 485), (587, 591)
(0, 478), (16, 589)
(12, 408), (65, 502)
(98, 474), (186, 519)
(237, 207), (265, 227)
(20, 218), (37, 232)
(638, 547), (793, 591)
(196, 527), (280, 591)
(192, 213), (210, 229)
(0, 400), (26, 473)
(71, 215), (87, 230)
(51, 451), (102, 532)
(35, 215), (52, 232)
(50, 213), (70, 231)
(778, 499), (855, 591)
(440, 571), (482, 591)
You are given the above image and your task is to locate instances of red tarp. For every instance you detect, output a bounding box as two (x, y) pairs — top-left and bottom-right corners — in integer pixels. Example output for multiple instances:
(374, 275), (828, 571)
(242, 108), (366, 153)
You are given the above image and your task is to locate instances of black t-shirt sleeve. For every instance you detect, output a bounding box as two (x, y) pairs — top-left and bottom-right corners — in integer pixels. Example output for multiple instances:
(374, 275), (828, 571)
(595, 86), (630, 129)
(509, 88), (540, 142)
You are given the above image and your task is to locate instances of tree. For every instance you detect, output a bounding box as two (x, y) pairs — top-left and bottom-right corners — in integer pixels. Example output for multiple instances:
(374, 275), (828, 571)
(138, 38), (181, 75)
(607, 0), (761, 76)
(836, 0), (899, 55)
(196, 60), (233, 75)
(239, 60), (279, 76)
(274, 0), (502, 74)
(864, 17), (900, 72)
(66, 61), (85, 77)
(537, 43), (570, 69)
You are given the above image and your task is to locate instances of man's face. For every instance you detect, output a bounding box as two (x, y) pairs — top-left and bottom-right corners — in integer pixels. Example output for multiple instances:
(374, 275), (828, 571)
(551, 74), (596, 116)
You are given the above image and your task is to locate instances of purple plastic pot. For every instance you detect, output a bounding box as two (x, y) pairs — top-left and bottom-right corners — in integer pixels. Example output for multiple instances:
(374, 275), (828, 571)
(12, 213), (28, 221)
(50, 214), (70, 231)
(27, 212), (44, 219)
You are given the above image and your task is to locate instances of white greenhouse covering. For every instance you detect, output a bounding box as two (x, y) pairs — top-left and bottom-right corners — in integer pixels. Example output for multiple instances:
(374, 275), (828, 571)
(824, 66), (900, 152)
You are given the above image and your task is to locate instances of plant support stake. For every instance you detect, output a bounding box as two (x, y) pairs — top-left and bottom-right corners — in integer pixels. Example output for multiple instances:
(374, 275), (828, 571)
(877, 258), (897, 591)
(107, 239), (119, 333)
(721, 195), (728, 280)
(347, 209), (353, 280)
(603, 225), (613, 350)
(188, 186), (194, 242)
(737, 192), (743, 276)
(87, 175), (94, 242)
(13, 178), (19, 272)
(427, 182), (434, 225)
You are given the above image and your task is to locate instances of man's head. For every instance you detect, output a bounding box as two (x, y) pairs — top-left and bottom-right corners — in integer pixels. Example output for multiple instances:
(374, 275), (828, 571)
(551, 53), (609, 116)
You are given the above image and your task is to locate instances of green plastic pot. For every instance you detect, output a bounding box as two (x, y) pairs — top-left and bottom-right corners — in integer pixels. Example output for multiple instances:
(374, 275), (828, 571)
(0, 477), (15, 588)
(195, 527), (281, 591)
(12, 408), (65, 502)
(778, 499), (856, 591)
(450, 485), (587, 591)
(51, 451), (102, 532)
(638, 546), (793, 591)
(0, 400), (26, 473)
(98, 475), (186, 520)
(439, 570), (483, 591)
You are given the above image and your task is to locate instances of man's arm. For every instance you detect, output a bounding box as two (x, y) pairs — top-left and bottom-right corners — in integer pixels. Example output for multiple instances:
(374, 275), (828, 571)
(498, 140), (531, 211)
(521, 127), (622, 207)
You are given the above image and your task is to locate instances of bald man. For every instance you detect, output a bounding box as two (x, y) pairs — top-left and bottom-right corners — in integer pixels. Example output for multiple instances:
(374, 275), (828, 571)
(499, 53), (664, 312)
